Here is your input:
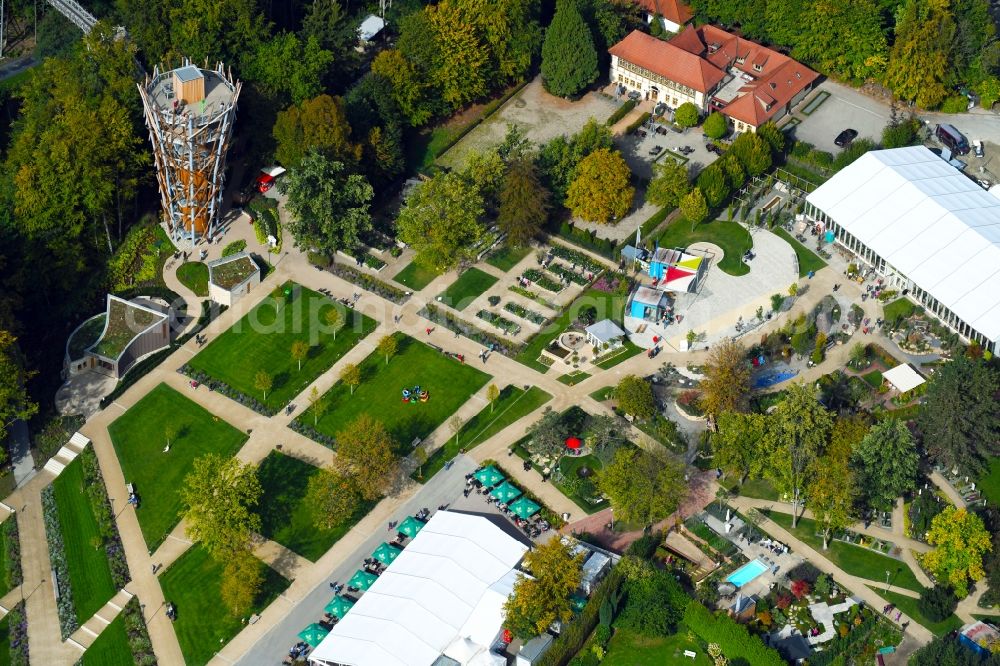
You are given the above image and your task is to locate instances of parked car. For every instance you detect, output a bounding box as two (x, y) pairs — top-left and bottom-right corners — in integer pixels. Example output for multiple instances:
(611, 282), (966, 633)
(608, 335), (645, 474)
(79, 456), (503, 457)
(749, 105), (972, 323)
(705, 142), (722, 155)
(973, 139), (984, 158)
(834, 129), (858, 147)
(255, 166), (286, 193)
(935, 123), (970, 155)
(648, 146), (663, 157)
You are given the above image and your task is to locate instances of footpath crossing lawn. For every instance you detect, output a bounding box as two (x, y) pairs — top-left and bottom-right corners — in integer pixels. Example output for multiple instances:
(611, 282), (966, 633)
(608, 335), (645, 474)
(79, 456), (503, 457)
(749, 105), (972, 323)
(82, 614), (131, 665)
(765, 511), (925, 593)
(393, 261), (440, 291)
(871, 587), (963, 635)
(439, 268), (498, 311)
(256, 451), (376, 562)
(108, 384), (248, 550)
(52, 458), (117, 624)
(187, 282), (377, 410)
(305, 333), (490, 448)
(160, 545), (289, 666)
(416, 385), (552, 481)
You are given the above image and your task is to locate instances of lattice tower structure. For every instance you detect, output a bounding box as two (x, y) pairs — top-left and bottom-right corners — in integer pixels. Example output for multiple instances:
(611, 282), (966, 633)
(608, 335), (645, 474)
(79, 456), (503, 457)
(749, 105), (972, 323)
(138, 59), (240, 244)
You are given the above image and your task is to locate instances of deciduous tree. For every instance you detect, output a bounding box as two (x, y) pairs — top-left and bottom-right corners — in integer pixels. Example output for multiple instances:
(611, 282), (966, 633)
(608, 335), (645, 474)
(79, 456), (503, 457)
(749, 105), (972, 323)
(598, 448), (687, 525)
(182, 454), (262, 559)
(615, 375), (656, 420)
(220, 550), (263, 616)
(377, 335), (398, 365)
(273, 94), (361, 169)
(305, 466), (361, 529)
(526, 407), (570, 458)
(674, 102), (700, 128)
(924, 506), (992, 597)
(281, 152), (374, 257)
(498, 159), (550, 247)
(646, 159), (691, 208)
(808, 445), (856, 549)
(0, 332), (36, 437)
(883, 0), (955, 108)
(487, 384), (501, 412)
(700, 339), (751, 416)
(702, 111), (728, 139)
(680, 188), (709, 229)
(503, 538), (585, 638)
(729, 132), (772, 176)
(565, 148), (633, 223)
(340, 363), (361, 395)
(541, 0), (599, 97)
(713, 412), (768, 484)
(696, 163), (729, 208)
(254, 370), (273, 401)
(336, 414), (398, 500)
(396, 171), (486, 271)
(851, 419), (919, 513)
(291, 340), (309, 371)
(243, 33), (334, 106)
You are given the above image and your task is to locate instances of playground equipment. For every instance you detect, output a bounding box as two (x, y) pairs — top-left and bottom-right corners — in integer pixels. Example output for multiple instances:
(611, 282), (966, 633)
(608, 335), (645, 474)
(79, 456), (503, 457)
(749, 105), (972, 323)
(401, 386), (430, 403)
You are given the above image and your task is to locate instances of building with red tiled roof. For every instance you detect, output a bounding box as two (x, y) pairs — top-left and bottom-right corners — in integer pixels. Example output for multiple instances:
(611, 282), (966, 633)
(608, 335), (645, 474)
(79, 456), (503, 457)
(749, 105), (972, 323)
(630, 0), (693, 33)
(608, 26), (819, 132)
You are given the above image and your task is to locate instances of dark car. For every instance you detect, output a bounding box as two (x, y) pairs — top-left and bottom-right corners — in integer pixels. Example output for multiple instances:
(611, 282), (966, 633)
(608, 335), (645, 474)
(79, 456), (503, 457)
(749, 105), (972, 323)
(648, 146), (663, 157)
(834, 129), (858, 147)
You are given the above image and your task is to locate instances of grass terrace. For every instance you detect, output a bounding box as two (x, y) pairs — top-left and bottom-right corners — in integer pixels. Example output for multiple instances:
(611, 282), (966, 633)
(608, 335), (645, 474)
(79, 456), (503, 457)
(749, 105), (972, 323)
(980, 457), (1000, 507)
(515, 287), (628, 372)
(209, 255), (259, 290)
(737, 478), (780, 501)
(883, 297), (917, 324)
(654, 220), (752, 276)
(439, 268), (498, 311)
(603, 626), (711, 665)
(160, 545), (290, 666)
(186, 282), (377, 409)
(52, 459), (116, 623)
(91, 298), (165, 360)
(82, 614), (131, 665)
(766, 511), (924, 593)
(558, 371), (591, 385)
(176, 262), (209, 297)
(256, 451), (376, 562)
(556, 453), (609, 513)
(772, 227), (828, 277)
(393, 261), (440, 291)
(303, 333), (490, 448)
(486, 245), (531, 272)
(68, 315), (106, 359)
(416, 385), (552, 481)
(869, 587), (962, 634)
(108, 384), (248, 549)
(861, 370), (884, 389)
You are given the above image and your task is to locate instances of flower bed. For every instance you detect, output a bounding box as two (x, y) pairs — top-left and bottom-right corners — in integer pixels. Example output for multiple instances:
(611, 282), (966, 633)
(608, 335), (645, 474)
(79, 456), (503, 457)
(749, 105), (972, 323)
(2, 513), (23, 593)
(363, 253), (386, 270)
(288, 419), (337, 449)
(121, 596), (157, 664)
(591, 273), (629, 294)
(419, 305), (522, 355)
(507, 285), (557, 309)
(522, 269), (562, 292)
(6, 601), (27, 665)
(41, 485), (77, 638)
(80, 448), (130, 589)
(179, 365), (276, 417)
(546, 262), (590, 286)
(504, 302), (547, 325)
(476, 310), (521, 335)
(328, 263), (409, 304)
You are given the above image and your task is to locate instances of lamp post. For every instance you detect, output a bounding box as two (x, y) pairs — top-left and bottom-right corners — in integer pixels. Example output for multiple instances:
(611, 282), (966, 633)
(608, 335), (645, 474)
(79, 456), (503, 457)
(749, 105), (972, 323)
(610, 508), (614, 532)
(884, 570), (891, 592)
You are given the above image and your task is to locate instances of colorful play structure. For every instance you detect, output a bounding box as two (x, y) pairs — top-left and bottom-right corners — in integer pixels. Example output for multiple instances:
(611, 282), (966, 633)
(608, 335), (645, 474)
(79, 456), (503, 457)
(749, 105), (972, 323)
(401, 385), (430, 403)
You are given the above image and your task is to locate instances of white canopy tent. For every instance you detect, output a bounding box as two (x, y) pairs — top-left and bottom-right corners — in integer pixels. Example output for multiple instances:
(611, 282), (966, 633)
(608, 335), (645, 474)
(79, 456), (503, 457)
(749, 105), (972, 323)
(807, 146), (1000, 350)
(882, 364), (926, 393)
(309, 512), (529, 666)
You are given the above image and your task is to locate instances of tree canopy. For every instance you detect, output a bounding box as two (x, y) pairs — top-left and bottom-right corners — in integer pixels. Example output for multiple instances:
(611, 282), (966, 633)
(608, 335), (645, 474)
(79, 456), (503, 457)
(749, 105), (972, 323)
(335, 414), (398, 501)
(851, 419), (919, 513)
(182, 454), (262, 559)
(498, 159), (550, 247)
(503, 538), (584, 638)
(646, 159), (691, 209)
(598, 448), (687, 525)
(273, 94), (361, 169)
(700, 340), (751, 416)
(615, 375), (656, 420)
(565, 148), (634, 223)
(396, 171), (486, 271)
(541, 0), (599, 97)
(924, 506), (992, 598)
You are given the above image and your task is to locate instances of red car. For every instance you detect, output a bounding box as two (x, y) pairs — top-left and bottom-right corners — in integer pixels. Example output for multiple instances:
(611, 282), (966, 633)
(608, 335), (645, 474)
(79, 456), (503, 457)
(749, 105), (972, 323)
(255, 166), (286, 193)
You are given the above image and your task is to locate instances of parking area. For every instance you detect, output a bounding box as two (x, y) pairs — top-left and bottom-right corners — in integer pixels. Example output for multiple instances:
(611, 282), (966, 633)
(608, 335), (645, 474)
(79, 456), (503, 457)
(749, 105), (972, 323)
(786, 81), (890, 154)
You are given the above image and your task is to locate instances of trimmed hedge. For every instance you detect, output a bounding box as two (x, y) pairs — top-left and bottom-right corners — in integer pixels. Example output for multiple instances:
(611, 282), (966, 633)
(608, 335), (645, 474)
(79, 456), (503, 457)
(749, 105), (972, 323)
(683, 601), (785, 666)
(222, 239), (247, 257)
(553, 223), (616, 259)
(327, 262), (409, 304)
(625, 112), (652, 135)
(605, 99), (637, 126)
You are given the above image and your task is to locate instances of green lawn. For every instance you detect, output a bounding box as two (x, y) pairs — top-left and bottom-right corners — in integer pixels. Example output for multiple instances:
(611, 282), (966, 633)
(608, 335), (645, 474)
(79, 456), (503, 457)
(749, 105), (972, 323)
(655, 220), (753, 276)
(83, 614), (132, 665)
(772, 227), (828, 277)
(515, 287), (628, 372)
(304, 333), (491, 448)
(883, 297), (916, 324)
(256, 451), (376, 562)
(0, 613), (10, 666)
(0, 520), (11, 599)
(160, 545), (289, 666)
(980, 457), (1000, 507)
(738, 478), (780, 501)
(556, 454), (609, 513)
(439, 268), (498, 311)
(603, 626), (711, 665)
(870, 587), (963, 635)
(52, 458), (117, 624)
(393, 261), (440, 291)
(589, 386), (615, 401)
(595, 341), (644, 369)
(766, 511), (925, 593)
(417, 385), (552, 482)
(861, 370), (884, 389)
(558, 371), (591, 385)
(108, 384), (249, 550)
(486, 245), (531, 272)
(176, 262), (209, 297)
(187, 282), (377, 410)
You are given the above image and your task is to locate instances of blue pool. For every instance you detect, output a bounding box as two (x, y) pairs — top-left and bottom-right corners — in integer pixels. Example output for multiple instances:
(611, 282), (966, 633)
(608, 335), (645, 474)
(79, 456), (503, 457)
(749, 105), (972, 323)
(753, 370), (798, 388)
(726, 559), (769, 588)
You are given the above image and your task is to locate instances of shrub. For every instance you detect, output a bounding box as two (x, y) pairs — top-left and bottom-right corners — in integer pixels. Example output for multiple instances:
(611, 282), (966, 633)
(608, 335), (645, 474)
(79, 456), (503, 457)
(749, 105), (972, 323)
(703, 111), (727, 139)
(625, 112), (651, 135)
(917, 585), (957, 622)
(221, 239), (247, 257)
(675, 102), (699, 128)
(684, 601), (785, 666)
(938, 95), (969, 113)
(770, 293), (785, 313)
(791, 579), (811, 599)
(606, 99), (637, 126)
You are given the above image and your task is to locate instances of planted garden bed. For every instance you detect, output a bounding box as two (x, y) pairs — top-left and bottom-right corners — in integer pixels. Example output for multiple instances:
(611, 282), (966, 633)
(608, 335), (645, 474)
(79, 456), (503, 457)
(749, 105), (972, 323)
(503, 302), (547, 325)
(476, 310), (521, 335)
(522, 269), (562, 292)
(546, 262), (590, 286)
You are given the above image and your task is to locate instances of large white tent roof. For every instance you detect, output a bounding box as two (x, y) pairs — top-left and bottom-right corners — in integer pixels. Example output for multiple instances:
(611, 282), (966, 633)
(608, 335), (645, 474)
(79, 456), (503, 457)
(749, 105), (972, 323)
(807, 146), (1000, 342)
(309, 512), (529, 666)
(883, 363), (926, 393)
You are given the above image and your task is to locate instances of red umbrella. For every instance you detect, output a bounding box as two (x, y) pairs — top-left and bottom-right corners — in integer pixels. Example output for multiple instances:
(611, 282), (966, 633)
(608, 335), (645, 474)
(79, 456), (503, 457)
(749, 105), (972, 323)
(565, 437), (582, 450)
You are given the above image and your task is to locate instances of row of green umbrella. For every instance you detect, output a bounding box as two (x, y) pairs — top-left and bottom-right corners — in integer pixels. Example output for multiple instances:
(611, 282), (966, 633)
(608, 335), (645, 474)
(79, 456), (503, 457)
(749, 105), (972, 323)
(475, 466), (541, 519)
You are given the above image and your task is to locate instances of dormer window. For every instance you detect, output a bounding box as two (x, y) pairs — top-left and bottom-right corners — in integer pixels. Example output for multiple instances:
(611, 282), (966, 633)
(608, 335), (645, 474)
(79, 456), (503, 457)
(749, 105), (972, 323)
(753, 63), (763, 72)
(769, 82), (776, 89)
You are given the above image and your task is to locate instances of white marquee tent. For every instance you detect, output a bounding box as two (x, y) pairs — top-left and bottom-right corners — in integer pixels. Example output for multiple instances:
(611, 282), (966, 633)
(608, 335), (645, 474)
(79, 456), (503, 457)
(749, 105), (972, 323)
(309, 511), (529, 666)
(882, 363), (926, 393)
(806, 146), (1000, 349)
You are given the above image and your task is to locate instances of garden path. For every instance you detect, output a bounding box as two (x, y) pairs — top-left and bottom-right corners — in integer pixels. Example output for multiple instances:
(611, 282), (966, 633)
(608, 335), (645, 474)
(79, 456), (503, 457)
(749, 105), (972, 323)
(930, 470), (969, 509)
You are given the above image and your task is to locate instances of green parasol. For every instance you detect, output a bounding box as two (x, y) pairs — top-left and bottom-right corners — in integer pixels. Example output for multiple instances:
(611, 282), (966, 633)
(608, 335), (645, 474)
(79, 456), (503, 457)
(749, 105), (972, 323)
(397, 515), (426, 538)
(509, 496), (541, 519)
(473, 465), (505, 487)
(348, 569), (378, 591)
(372, 542), (403, 565)
(298, 623), (330, 647)
(324, 595), (355, 619)
(489, 480), (523, 503)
